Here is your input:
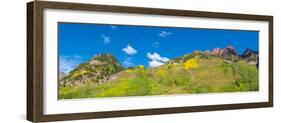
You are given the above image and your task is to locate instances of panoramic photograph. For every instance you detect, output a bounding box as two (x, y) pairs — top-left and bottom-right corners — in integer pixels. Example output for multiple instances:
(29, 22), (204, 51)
(58, 22), (259, 99)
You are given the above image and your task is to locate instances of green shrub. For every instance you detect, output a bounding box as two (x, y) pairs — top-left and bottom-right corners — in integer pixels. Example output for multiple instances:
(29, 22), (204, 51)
(59, 57), (259, 99)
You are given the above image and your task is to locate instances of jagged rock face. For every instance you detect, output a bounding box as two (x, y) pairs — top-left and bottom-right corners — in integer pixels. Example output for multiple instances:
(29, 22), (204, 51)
(210, 48), (223, 55)
(171, 46), (259, 67)
(59, 72), (66, 80)
(92, 54), (121, 66)
(207, 47), (237, 58)
(206, 46), (239, 61)
(219, 46), (239, 61)
(221, 46), (237, 57)
(59, 54), (123, 87)
(241, 48), (258, 60)
(240, 48), (259, 65)
(89, 60), (107, 65)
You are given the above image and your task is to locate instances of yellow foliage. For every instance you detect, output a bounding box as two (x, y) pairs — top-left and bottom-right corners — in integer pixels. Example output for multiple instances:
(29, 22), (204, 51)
(126, 69), (133, 73)
(183, 58), (198, 70)
(71, 70), (90, 79)
(157, 69), (168, 79)
(137, 65), (145, 70)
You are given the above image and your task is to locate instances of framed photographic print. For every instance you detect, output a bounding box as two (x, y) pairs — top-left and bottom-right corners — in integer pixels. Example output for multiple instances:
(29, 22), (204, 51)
(27, 1), (273, 122)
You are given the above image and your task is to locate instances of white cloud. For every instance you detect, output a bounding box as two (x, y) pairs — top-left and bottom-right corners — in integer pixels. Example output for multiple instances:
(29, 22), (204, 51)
(148, 60), (164, 68)
(123, 58), (134, 67)
(147, 52), (169, 68)
(159, 31), (172, 37)
(59, 55), (83, 73)
(101, 35), (111, 44)
(147, 52), (169, 62)
(122, 45), (138, 55)
(152, 41), (160, 48)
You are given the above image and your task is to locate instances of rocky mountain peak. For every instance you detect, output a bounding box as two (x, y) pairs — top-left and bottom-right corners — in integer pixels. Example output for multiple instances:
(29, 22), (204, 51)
(59, 72), (66, 80)
(60, 53), (123, 87)
(240, 48), (259, 66)
(90, 54), (120, 66)
(209, 47), (223, 55)
(241, 48), (258, 58)
(221, 46), (238, 57)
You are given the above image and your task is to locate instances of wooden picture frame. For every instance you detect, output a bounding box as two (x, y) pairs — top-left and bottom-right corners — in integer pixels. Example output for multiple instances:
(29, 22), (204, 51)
(27, 1), (273, 122)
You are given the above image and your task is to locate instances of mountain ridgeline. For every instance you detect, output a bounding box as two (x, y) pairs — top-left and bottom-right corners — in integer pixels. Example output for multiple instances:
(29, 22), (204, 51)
(60, 54), (124, 86)
(59, 47), (259, 99)
(169, 46), (258, 66)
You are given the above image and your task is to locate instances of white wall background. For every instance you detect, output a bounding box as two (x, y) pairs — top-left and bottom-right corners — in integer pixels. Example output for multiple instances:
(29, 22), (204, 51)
(0, 0), (280, 122)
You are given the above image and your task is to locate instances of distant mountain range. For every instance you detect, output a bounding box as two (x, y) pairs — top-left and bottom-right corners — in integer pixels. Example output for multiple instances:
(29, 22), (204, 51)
(170, 46), (258, 65)
(59, 46), (259, 99)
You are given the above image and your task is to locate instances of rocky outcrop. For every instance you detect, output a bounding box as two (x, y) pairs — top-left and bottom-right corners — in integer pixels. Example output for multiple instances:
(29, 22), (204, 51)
(240, 48), (259, 67)
(59, 54), (123, 87)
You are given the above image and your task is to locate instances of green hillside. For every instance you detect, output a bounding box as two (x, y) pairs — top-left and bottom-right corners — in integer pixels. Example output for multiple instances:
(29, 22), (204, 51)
(59, 54), (123, 87)
(59, 52), (259, 99)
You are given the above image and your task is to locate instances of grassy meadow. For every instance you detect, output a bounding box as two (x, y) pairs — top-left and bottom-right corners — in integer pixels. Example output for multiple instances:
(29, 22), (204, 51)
(59, 54), (258, 99)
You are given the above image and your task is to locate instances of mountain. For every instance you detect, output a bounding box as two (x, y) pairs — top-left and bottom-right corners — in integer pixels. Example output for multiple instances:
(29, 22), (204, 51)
(240, 48), (259, 65)
(205, 46), (258, 65)
(90, 54), (121, 65)
(59, 72), (66, 80)
(206, 46), (239, 61)
(220, 46), (239, 61)
(59, 47), (259, 99)
(59, 54), (123, 87)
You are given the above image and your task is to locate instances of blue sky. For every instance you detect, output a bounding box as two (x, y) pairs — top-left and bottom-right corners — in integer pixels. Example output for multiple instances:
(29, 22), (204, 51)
(59, 22), (259, 73)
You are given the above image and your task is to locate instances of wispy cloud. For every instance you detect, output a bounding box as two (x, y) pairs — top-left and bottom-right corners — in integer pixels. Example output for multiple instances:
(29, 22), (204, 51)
(147, 52), (169, 67)
(159, 31), (172, 37)
(123, 57), (134, 67)
(122, 44), (138, 55)
(72, 55), (83, 59)
(152, 41), (160, 48)
(101, 35), (111, 44)
(59, 55), (83, 74)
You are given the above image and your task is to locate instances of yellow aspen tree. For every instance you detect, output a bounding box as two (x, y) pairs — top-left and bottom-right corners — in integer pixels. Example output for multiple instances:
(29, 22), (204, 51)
(183, 58), (198, 70)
